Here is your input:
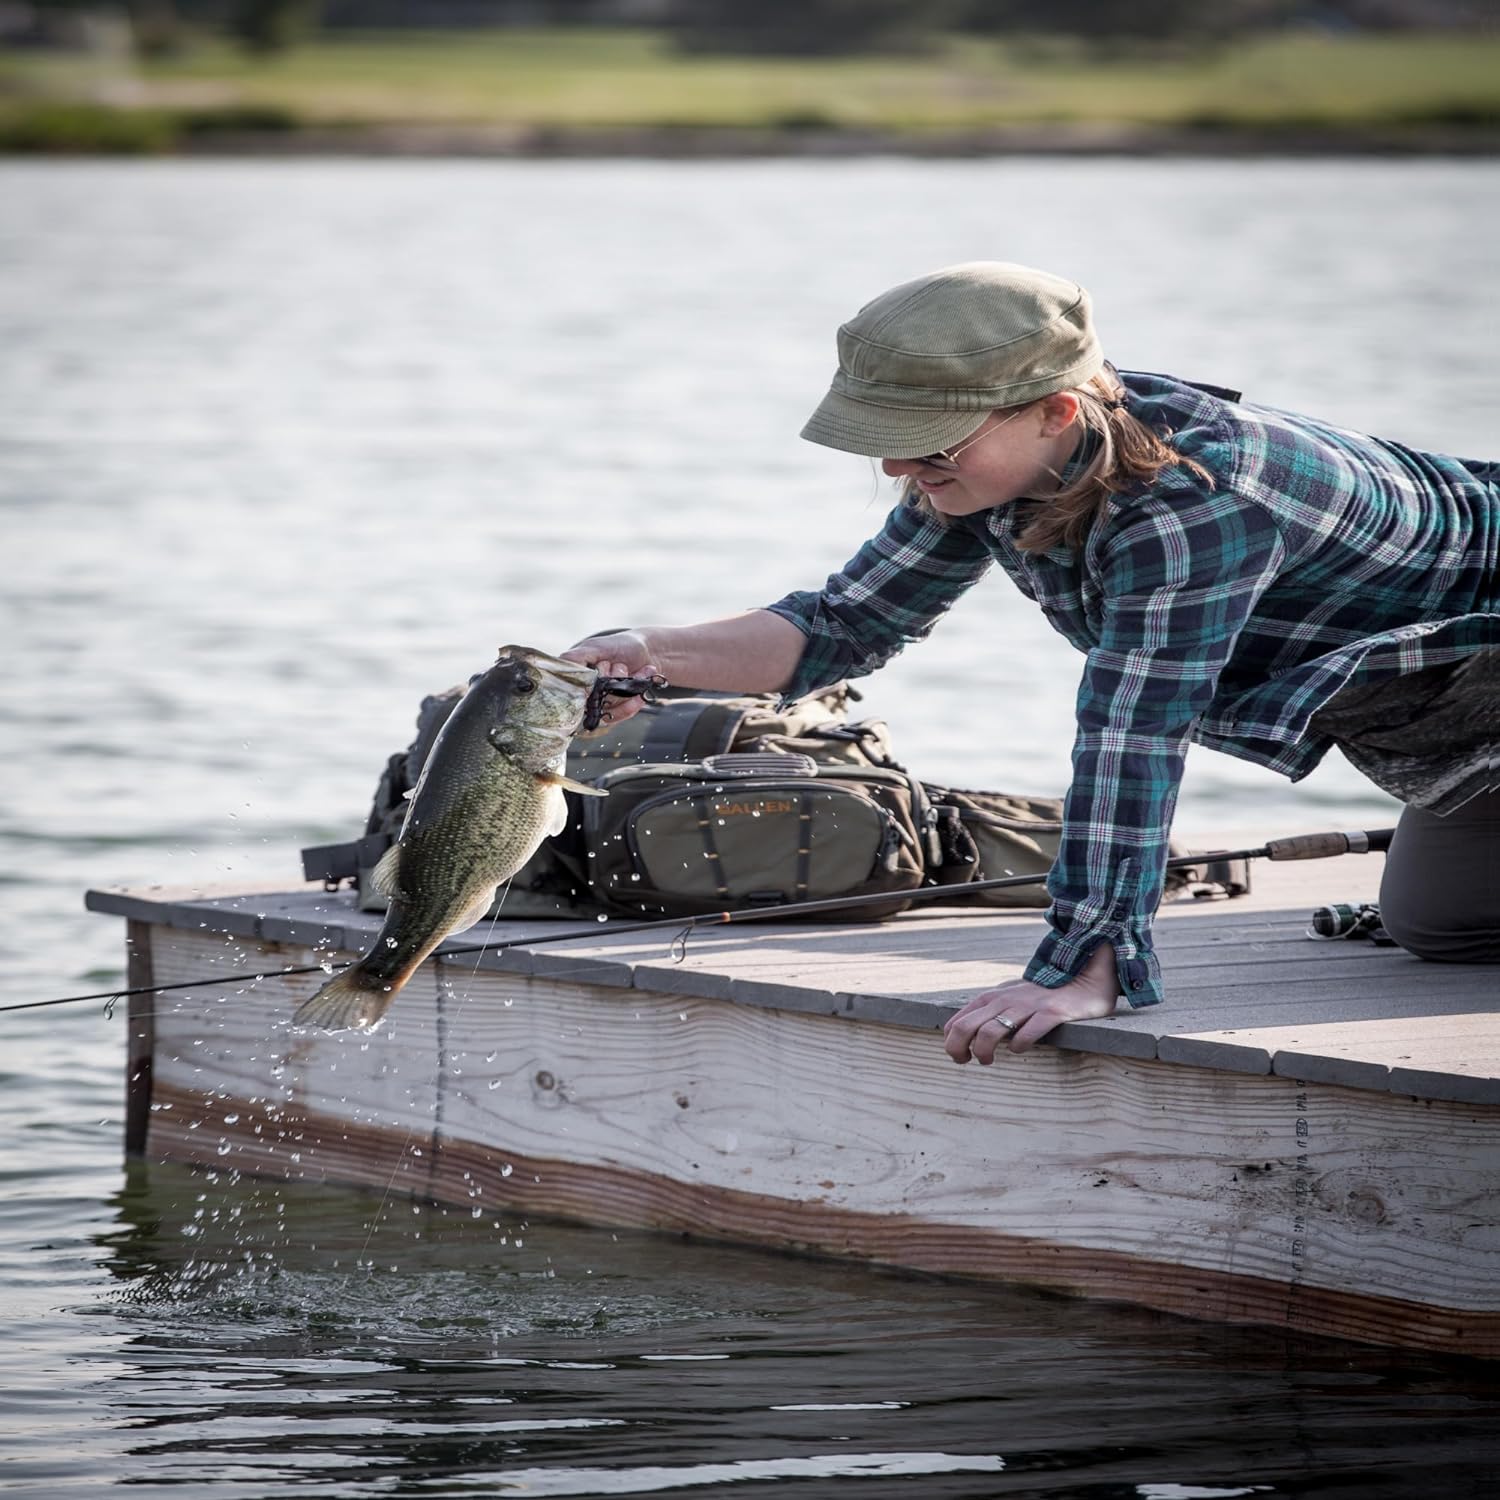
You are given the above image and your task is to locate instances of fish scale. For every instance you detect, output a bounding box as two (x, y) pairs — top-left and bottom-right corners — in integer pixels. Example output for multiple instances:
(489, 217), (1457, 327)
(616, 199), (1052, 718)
(292, 646), (603, 1032)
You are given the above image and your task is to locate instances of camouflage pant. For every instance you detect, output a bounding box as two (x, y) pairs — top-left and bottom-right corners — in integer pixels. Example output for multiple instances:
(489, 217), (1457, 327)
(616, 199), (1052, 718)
(1308, 647), (1497, 815)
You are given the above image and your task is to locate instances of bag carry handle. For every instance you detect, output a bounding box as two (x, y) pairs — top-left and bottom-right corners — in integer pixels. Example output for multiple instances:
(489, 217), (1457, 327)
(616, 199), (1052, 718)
(700, 752), (820, 778)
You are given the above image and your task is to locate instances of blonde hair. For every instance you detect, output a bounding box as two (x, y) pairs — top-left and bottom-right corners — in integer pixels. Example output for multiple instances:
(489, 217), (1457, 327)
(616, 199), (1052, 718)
(907, 367), (1213, 554)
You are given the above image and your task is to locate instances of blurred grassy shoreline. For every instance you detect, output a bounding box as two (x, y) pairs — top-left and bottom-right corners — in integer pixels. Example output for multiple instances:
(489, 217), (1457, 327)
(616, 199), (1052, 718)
(3, 26), (1498, 156)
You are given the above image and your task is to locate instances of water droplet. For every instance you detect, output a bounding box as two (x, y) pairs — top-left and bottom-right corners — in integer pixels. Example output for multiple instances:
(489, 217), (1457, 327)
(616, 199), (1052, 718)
(500, 1163), (513, 1178)
(223, 1113), (239, 1124)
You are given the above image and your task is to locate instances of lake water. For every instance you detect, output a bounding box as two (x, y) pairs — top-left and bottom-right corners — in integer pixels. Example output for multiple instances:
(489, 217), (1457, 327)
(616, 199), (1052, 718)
(3, 158), (1498, 1496)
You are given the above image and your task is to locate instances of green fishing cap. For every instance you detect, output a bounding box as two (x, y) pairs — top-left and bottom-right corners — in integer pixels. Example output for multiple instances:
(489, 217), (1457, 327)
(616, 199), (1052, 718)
(800, 261), (1104, 459)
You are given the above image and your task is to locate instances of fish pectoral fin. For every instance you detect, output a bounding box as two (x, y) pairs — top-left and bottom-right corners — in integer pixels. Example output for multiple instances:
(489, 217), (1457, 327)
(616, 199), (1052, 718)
(370, 842), (407, 900)
(538, 771), (607, 797)
(447, 885), (501, 936)
(544, 785), (569, 838)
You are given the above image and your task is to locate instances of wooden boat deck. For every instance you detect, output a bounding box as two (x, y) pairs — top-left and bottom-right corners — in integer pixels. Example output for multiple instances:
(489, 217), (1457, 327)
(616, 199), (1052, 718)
(87, 841), (1500, 1356)
(89, 851), (1499, 1102)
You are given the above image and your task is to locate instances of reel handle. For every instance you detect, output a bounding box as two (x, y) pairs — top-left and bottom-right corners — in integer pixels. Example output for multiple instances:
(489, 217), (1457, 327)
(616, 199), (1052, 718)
(1265, 828), (1395, 861)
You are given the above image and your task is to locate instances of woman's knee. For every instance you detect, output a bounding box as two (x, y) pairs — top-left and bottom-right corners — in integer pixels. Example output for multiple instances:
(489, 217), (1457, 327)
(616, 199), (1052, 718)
(1378, 795), (1500, 963)
(1378, 891), (1497, 962)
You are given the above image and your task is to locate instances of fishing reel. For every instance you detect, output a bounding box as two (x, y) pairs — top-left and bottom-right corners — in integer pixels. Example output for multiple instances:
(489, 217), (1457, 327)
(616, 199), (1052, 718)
(1306, 901), (1396, 946)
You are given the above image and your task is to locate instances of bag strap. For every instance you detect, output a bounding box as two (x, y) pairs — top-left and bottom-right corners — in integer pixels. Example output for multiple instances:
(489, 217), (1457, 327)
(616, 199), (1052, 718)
(576, 691), (761, 773)
(683, 699), (756, 762)
(301, 832), (391, 888)
(796, 789), (814, 900)
(690, 794), (731, 902)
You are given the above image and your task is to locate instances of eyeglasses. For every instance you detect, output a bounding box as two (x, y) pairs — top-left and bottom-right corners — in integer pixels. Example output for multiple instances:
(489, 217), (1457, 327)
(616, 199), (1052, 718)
(913, 405), (1029, 471)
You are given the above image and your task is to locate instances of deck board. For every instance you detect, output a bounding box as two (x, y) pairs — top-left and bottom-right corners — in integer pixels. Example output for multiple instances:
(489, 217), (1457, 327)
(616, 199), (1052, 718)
(85, 841), (1498, 1106)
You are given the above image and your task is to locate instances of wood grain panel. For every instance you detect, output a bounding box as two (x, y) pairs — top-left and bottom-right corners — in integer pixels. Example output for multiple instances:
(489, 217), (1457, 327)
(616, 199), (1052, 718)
(143, 1077), (1500, 1358)
(428, 968), (1500, 1305)
(134, 922), (1500, 1356)
(146, 928), (443, 1170)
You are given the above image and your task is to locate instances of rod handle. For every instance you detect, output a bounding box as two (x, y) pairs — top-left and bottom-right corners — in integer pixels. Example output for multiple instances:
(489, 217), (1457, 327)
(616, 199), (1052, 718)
(1265, 828), (1394, 861)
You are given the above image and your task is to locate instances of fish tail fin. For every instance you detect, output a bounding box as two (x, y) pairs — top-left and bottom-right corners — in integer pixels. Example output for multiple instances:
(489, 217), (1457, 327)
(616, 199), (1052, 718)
(292, 966), (401, 1033)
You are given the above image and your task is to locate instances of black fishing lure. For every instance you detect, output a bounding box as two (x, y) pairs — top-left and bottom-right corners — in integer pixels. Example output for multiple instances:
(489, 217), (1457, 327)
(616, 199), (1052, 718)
(582, 673), (666, 733)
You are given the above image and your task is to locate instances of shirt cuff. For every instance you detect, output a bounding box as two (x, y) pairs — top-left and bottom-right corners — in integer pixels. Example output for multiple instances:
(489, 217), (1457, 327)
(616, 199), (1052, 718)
(1024, 931), (1164, 1009)
(758, 599), (820, 703)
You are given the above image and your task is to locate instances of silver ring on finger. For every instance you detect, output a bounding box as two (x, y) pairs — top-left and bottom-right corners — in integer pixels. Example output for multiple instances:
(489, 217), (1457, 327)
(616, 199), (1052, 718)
(994, 1016), (1020, 1033)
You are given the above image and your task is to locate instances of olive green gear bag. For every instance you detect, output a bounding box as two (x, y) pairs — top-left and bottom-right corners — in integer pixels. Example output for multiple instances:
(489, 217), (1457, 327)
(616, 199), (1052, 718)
(577, 752), (935, 921)
(300, 680), (1243, 920)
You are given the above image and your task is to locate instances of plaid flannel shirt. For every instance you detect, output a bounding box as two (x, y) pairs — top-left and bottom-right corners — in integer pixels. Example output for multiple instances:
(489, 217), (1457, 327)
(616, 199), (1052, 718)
(766, 371), (1499, 1007)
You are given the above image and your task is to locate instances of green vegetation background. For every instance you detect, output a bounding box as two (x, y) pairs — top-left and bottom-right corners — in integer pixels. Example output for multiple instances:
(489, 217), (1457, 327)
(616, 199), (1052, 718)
(3, 27), (1498, 152)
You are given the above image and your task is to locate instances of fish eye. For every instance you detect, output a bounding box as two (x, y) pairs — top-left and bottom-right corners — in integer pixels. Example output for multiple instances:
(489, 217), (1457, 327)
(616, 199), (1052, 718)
(515, 676), (536, 694)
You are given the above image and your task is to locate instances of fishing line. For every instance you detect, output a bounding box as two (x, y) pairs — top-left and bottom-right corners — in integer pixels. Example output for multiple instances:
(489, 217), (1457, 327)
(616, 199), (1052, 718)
(0, 962), (341, 1016)
(7, 827), (1396, 1017)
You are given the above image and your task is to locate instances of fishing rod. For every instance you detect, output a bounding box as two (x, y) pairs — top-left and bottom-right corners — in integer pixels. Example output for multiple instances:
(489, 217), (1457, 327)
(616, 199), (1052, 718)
(437, 825), (1394, 955)
(2, 825), (1394, 1016)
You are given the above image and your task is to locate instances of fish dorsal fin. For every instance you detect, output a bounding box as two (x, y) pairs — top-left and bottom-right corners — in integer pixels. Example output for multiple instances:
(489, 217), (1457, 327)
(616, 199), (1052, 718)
(370, 842), (406, 899)
(537, 771), (608, 798)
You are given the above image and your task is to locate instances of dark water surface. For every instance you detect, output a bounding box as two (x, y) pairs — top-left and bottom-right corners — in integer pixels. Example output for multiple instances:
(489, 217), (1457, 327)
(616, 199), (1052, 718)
(3, 159), (1498, 1495)
(7, 1143), (1500, 1499)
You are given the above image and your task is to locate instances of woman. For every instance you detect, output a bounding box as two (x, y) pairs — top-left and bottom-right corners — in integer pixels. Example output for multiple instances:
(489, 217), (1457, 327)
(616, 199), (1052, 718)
(564, 261), (1498, 1063)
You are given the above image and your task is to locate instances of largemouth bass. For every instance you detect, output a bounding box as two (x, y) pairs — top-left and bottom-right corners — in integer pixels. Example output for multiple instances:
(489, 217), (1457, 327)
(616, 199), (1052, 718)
(293, 646), (604, 1033)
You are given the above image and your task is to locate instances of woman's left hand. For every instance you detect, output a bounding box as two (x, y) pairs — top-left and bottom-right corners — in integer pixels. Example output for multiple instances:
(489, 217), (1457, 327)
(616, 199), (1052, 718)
(943, 942), (1120, 1061)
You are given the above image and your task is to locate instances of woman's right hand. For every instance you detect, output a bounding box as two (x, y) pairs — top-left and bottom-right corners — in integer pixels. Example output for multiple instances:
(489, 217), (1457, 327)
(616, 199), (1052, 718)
(562, 611), (801, 716)
(562, 629), (662, 729)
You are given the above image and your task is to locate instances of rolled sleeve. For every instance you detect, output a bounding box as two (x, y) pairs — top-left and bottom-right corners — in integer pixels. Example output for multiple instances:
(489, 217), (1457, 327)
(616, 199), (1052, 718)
(1025, 491), (1288, 1007)
(765, 500), (994, 701)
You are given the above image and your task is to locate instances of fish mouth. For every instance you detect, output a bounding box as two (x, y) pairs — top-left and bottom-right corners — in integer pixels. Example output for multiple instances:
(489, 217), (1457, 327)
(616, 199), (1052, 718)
(499, 645), (599, 693)
(496, 644), (597, 735)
